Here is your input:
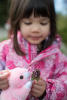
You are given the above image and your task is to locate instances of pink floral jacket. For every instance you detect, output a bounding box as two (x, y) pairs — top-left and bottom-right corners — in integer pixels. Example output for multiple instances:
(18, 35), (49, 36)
(0, 32), (67, 100)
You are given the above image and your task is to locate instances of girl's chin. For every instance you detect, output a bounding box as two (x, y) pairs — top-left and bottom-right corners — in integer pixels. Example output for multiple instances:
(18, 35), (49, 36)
(28, 40), (42, 45)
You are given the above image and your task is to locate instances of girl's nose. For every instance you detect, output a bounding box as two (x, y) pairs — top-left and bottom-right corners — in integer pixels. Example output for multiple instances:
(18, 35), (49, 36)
(31, 24), (40, 33)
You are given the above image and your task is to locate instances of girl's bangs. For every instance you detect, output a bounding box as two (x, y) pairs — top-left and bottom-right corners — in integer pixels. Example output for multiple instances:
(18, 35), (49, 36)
(22, 0), (49, 18)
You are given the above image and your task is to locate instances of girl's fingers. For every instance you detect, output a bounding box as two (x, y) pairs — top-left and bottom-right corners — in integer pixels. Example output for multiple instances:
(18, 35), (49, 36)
(33, 78), (46, 86)
(0, 79), (9, 90)
(31, 87), (41, 97)
(0, 84), (9, 90)
(31, 87), (44, 98)
(31, 86), (41, 93)
(0, 70), (10, 80)
(0, 70), (9, 74)
(38, 78), (46, 86)
(31, 78), (46, 97)
(32, 84), (42, 91)
(31, 91), (40, 97)
(0, 79), (9, 85)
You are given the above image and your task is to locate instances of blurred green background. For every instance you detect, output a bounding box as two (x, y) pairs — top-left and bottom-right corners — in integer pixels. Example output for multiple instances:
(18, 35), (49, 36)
(0, 0), (9, 26)
(57, 14), (67, 45)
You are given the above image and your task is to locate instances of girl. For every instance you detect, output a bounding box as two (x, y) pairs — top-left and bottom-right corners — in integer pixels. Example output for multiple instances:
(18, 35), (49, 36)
(0, 0), (67, 100)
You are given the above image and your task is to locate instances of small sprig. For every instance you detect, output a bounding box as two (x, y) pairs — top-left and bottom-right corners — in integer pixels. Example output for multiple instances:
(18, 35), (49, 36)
(31, 69), (40, 81)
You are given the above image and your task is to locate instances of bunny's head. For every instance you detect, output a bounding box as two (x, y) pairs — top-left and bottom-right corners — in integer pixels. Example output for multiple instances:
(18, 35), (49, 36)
(9, 68), (31, 88)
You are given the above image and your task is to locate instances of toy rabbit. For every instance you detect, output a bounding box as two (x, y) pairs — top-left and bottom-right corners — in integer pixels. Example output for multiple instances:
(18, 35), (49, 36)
(0, 67), (32, 100)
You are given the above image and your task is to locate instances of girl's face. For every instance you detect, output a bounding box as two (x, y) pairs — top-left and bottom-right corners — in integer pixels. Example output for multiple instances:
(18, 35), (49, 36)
(20, 14), (50, 45)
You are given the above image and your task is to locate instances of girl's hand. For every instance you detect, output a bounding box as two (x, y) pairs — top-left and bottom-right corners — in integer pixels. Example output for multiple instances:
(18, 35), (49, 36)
(31, 78), (46, 98)
(0, 70), (10, 90)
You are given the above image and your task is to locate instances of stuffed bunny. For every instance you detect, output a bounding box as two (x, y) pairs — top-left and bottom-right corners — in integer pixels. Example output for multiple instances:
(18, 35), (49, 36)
(0, 67), (32, 100)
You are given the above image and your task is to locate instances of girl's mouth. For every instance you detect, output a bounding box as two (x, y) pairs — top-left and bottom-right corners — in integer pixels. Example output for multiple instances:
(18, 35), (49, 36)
(30, 36), (42, 40)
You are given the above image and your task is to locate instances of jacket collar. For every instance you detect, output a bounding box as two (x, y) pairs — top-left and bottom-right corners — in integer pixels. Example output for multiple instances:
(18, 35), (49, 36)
(17, 31), (61, 64)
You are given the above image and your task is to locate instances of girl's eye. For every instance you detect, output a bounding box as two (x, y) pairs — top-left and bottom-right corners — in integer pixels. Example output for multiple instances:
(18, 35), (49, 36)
(40, 22), (48, 25)
(24, 22), (32, 25)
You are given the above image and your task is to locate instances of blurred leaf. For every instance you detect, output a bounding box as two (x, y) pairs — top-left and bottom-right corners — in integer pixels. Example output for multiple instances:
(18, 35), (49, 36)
(57, 14), (67, 45)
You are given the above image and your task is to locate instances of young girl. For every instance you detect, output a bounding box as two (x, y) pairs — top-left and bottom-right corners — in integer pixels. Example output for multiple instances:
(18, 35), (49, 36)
(0, 0), (67, 100)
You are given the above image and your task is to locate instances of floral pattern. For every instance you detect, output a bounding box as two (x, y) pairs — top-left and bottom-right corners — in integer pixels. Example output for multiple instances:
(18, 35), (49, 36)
(0, 32), (67, 100)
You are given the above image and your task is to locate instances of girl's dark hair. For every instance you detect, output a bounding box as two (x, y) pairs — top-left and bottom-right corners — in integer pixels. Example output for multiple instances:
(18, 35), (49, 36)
(9, 0), (57, 56)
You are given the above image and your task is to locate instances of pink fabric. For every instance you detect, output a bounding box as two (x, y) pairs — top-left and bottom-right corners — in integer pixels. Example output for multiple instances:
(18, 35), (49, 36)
(1, 68), (32, 100)
(0, 32), (67, 100)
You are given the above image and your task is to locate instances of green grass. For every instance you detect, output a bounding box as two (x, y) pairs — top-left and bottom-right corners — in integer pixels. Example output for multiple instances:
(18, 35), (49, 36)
(57, 14), (67, 45)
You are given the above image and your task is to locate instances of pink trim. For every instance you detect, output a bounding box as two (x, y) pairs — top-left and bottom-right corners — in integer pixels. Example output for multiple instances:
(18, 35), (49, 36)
(55, 53), (59, 65)
(28, 43), (31, 63)
(24, 43), (31, 64)
(19, 32), (32, 64)
(29, 47), (59, 66)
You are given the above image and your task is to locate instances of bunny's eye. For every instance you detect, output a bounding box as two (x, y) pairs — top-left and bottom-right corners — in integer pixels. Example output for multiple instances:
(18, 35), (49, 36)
(20, 75), (23, 79)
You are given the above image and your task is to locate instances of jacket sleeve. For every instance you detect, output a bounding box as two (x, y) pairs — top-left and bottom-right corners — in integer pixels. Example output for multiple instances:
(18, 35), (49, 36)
(44, 52), (67, 100)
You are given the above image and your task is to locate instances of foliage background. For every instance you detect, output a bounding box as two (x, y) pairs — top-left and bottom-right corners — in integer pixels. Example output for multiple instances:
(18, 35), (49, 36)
(57, 14), (67, 45)
(0, 1), (7, 26)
